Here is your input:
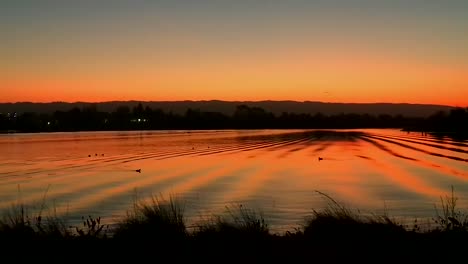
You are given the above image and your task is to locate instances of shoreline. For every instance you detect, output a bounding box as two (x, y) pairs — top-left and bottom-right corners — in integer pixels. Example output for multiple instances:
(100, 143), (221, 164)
(1, 191), (467, 262)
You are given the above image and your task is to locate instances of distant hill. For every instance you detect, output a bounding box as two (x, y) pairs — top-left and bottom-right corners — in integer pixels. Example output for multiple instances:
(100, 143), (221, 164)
(0, 100), (456, 118)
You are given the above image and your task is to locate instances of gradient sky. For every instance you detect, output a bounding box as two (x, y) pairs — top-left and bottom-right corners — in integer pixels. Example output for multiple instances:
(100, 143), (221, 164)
(2, 0), (468, 106)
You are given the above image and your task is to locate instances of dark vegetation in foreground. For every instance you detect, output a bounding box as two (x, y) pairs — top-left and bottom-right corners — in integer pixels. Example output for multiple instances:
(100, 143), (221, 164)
(1, 189), (468, 262)
(1, 103), (467, 139)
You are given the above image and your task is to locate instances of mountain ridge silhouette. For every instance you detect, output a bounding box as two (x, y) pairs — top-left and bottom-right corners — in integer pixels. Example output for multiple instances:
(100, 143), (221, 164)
(0, 100), (456, 118)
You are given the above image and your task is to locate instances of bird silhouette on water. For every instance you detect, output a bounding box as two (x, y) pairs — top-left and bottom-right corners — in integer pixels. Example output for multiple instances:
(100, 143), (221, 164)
(318, 157), (323, 161)
(135, 169), (141, 173)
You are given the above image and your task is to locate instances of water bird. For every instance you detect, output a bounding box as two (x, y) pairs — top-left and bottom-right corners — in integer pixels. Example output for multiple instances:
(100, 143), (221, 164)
(88, 155), (91, 157)
(318, 157), (323, 161)
(135, 169), (141, 173)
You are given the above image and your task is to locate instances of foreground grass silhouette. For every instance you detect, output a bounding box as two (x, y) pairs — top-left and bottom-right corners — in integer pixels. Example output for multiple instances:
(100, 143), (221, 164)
(1, 188), (468, 263)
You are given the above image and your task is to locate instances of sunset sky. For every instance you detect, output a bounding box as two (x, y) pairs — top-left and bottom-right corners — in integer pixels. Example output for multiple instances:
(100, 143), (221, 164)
(2, 1), (468, 106)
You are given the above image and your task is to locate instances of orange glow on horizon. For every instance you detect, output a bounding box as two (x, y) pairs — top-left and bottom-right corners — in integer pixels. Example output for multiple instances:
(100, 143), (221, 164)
(3, 81), (466, 107)
(2, 51), (468, 107)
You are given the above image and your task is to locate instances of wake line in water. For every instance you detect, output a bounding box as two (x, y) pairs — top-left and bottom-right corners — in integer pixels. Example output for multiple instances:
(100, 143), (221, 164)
(364, 135), (468, 163)
(216, 137), (312, 156)
(0, 131), (340, 178)
(126, 136), (305, 162)
(369, 133), (468, 154)
(3, 138), (280, 178)
(196, 137), (305, 157)
(359, 137), (418, 161)
(75, 131), (309, 165)
(276, 145), (313, 159)
(264, 137), (315, 151)
(117, 132), (311, 162)
(395, 133), (468, 148)
(356, 155), (372, 160)
(309, 142), (332, 154)
(275, 137), (337, 158)
(93, 130), (326, 163)
(358, 138), (468, 180)
(0, 135), (310, 183)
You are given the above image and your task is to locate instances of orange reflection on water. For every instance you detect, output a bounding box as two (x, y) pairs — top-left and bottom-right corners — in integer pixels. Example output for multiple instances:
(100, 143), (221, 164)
(61, 156), (223, 215)
(1, 129), (466, 231)
(363, 134), (468, 183)
(359, 140), (445, 199)
(295, 143), (382, 208)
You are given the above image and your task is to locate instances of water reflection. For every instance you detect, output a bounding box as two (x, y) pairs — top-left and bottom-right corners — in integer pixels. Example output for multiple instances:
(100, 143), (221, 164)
(0, 129), (467, 232)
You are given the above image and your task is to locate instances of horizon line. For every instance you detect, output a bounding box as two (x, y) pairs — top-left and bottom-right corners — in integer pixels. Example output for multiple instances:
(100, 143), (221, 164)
(0, 99), (464, 108)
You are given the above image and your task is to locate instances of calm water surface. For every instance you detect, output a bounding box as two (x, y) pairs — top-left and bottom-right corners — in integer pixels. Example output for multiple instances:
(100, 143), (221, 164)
(0, 129), (467, 232)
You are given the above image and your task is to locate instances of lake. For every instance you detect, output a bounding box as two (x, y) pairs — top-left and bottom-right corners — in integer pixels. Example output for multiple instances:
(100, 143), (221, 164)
(0, 129), (467, 232)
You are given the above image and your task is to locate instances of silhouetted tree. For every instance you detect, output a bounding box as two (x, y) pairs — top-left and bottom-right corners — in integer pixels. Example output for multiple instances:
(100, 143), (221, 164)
(2, 104), (467, 141)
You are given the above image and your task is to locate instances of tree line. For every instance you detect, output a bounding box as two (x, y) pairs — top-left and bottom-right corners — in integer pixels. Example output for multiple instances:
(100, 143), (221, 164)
(0, 103), (467, 135)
